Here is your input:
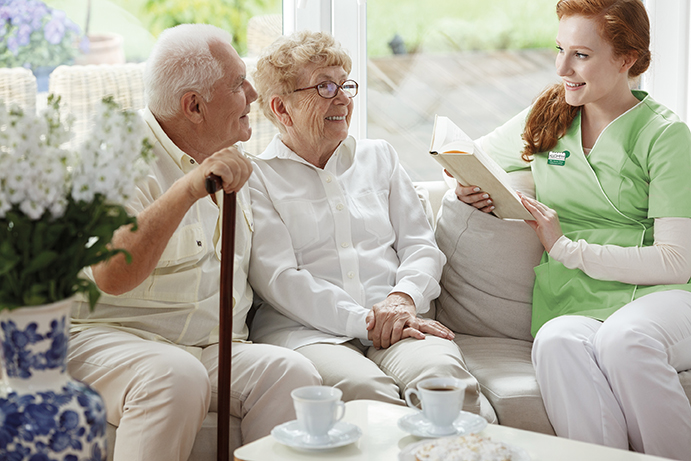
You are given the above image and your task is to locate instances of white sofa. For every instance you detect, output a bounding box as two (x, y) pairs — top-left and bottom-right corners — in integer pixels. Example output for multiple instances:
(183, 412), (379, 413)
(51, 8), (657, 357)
(432, 183), (691, 436)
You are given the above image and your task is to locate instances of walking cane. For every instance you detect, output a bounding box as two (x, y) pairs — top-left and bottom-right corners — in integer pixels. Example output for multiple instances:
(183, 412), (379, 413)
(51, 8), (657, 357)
(206, 175), (235, 461)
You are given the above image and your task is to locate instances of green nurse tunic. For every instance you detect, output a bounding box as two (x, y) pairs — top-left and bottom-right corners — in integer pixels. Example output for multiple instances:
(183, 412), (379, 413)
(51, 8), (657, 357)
(479, 90), (691, 336)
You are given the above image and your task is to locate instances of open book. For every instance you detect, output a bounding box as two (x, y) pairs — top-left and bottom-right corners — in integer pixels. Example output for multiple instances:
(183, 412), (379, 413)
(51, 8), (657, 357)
(429, 115), (533, 220)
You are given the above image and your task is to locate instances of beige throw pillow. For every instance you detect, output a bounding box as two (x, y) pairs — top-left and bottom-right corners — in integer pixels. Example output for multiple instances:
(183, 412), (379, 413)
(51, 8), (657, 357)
(434, 177), (543, 341)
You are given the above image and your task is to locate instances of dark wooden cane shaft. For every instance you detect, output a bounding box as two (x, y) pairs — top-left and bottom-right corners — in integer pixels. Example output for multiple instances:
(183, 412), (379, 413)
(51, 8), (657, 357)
(209, 175), (236, 461)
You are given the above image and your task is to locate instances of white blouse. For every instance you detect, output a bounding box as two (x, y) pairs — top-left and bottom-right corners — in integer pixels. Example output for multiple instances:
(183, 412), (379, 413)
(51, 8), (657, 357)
(248, 135), (446, 350)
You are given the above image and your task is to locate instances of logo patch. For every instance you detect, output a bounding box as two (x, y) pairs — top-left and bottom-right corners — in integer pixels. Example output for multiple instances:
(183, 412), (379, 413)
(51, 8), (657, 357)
(547, 150), (570, 166)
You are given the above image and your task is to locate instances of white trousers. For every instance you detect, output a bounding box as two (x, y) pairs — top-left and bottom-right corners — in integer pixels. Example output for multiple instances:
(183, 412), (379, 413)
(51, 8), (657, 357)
(297, 335), (483, 415)
(68, 327), (321, 461)
(532, 290), (691, 460)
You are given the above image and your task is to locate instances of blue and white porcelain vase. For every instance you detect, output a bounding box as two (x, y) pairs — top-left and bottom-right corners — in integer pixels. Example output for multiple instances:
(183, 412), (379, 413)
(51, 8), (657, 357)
(0, 298), (107, 460)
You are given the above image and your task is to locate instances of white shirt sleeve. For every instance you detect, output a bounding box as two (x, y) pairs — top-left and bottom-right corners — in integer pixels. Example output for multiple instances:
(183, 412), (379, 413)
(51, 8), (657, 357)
(548, 217), (691, 285)
(387, 157), (446, 312)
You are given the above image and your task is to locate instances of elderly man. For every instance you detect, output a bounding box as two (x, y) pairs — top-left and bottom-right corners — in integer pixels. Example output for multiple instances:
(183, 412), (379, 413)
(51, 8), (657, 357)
(68, 24), (321, 461)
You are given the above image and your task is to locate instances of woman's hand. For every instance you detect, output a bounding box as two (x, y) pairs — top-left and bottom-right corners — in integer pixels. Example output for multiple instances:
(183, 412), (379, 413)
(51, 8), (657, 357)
(365, 293), (454, 349)
(520, 193), (563, 252)
(448, 170), (495, 213)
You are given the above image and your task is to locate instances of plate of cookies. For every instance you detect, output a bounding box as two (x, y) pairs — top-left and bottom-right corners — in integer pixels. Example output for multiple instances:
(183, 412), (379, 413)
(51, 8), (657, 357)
(399, 433), (530, 461)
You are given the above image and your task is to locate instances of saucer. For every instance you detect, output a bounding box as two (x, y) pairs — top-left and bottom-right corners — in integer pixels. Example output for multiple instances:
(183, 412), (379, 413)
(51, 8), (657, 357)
(398, 411), (488, 438)
(271, 420), (362, 449)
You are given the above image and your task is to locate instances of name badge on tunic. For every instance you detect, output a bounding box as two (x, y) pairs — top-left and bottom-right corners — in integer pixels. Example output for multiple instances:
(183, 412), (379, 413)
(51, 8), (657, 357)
(547, 150), (570, 166)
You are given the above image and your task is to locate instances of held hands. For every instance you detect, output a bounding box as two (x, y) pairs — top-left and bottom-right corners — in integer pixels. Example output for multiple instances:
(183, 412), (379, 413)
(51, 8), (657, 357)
(519, 193), (563, 252)
(366, 292), (454, 349)
(186, 147), (252, 200)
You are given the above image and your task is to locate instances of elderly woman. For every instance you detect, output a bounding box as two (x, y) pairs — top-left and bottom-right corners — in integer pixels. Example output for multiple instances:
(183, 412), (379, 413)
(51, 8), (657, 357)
(247, 30), (487, 416)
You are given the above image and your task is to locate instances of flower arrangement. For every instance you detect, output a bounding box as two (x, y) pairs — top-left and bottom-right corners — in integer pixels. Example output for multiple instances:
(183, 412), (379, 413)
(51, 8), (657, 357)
(0, 0), (87, 69)
(0, 96), (153, 311)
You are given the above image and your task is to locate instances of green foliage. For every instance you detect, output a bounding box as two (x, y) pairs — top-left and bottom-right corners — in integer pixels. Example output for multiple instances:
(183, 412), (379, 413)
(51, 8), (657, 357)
(367, 0), (559, 57)
(142, 0), (271, 55)
(0, 196), (136, 310)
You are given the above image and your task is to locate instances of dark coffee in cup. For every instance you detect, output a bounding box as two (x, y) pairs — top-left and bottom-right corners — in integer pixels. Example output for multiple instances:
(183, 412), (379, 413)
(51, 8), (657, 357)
(422, 386), (458, 392)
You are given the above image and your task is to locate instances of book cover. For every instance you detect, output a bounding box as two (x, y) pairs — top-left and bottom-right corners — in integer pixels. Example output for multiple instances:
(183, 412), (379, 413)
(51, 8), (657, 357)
(429, 115), (533, 221)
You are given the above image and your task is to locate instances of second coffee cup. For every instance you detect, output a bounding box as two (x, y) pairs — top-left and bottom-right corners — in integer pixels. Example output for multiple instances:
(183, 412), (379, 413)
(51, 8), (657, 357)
(404, 377), (466, 435)
(291, 385), (346, 444)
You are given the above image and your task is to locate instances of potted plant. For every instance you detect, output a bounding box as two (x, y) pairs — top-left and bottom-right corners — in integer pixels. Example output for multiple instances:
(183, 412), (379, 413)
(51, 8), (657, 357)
(0, 0), (87, 91)
(75, 0), (126, 66)
(0, 96), (152, 459)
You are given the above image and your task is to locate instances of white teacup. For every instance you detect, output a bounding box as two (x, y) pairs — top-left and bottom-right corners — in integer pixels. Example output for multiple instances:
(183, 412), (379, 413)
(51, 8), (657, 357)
(291, 386), (346, 444)
(404, 377), (466, 435)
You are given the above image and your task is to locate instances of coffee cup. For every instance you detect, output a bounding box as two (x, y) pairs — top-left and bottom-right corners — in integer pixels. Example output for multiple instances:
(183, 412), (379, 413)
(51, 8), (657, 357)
(291, 386), (346, 444)
(404, 377), (466, 435)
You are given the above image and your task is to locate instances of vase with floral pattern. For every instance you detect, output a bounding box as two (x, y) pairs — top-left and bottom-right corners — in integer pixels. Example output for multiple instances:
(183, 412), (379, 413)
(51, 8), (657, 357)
(0, 298), (107, 461)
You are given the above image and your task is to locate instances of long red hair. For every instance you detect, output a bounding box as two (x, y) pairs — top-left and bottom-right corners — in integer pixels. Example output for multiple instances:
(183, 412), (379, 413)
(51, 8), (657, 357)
(521, 0), (650, 162)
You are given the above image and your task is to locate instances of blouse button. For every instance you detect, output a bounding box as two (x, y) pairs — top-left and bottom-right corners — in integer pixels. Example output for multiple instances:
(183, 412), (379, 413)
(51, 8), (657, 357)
(347, 271), (355, 279)
(336, 203), (344, 211)
(341, 242), (349, 248)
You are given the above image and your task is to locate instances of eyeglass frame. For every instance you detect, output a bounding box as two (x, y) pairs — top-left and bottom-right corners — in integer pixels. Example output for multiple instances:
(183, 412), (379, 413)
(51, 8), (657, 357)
(292, 79), (359, 99)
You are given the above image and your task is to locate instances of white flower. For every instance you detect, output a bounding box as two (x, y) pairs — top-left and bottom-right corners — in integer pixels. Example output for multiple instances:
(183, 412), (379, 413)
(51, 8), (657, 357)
(0, 97), (151, 219)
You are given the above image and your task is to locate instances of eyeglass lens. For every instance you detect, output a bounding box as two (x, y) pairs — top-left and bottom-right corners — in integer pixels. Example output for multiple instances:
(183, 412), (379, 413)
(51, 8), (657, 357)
(318, 80), (358, 98)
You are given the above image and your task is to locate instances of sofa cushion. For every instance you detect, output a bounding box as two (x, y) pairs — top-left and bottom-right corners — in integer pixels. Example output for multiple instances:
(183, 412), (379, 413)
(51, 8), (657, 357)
(455, 335), (554, 435)
(434, 183), (543, 341)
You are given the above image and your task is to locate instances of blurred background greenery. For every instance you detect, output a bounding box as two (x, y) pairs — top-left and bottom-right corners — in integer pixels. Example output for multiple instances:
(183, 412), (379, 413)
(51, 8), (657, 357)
(44, 0), (557, 62)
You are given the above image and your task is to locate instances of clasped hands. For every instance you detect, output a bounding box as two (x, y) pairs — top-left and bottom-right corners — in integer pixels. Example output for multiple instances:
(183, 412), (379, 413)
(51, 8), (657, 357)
(366, 292), (454, 349)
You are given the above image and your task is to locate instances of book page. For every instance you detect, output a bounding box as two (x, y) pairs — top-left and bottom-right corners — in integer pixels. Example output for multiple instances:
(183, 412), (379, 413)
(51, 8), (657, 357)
(429, 116), (533, 220)
(430, 115), (473, 153)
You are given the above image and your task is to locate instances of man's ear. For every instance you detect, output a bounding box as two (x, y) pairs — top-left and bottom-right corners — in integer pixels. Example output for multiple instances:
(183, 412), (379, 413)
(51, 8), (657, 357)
(180, 91), (204, 124)
(270, 95), (293, 127)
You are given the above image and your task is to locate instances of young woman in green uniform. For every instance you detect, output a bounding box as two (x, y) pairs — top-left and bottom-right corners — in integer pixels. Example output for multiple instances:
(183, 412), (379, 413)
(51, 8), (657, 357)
(454, 0), (691, 459)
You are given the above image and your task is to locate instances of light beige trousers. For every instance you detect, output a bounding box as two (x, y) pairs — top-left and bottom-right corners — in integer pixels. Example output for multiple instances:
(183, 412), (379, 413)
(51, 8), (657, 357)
(296, 335), (483, 415)
(68, 327), (321, 461)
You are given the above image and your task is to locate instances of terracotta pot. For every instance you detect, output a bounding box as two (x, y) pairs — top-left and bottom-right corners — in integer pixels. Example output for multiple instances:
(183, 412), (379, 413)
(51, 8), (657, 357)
(76, 33), (126, 66)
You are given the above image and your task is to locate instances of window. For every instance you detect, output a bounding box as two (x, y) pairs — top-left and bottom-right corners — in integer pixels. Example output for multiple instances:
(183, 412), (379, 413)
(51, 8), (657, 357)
(285, 0), (691, 180)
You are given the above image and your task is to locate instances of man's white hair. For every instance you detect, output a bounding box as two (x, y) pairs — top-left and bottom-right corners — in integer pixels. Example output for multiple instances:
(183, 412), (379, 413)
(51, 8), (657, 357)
(144, 24), (234, 121)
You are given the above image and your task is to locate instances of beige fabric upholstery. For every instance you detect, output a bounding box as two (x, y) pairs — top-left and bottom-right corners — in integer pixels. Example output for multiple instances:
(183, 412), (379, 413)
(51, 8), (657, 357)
(0, 67), (37, 112)
(434, 187), (543, 341)
(455, 334), (554, 435)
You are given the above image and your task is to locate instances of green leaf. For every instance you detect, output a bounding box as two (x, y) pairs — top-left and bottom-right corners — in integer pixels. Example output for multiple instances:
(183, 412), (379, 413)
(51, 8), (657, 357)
(23, 251), (59, 275)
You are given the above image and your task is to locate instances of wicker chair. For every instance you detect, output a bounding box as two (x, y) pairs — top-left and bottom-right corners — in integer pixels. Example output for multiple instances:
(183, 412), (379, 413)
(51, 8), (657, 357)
(0, 67), (37, 113)
(246, 14), (282, 57)
(48, 63), (147, 150)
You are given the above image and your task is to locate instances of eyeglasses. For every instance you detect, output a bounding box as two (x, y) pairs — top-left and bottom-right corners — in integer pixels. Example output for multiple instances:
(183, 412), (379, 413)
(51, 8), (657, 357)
(293, 80), (358, 99)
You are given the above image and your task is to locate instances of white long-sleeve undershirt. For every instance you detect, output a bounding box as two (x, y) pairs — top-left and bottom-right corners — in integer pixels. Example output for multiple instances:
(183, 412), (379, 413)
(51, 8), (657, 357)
(548, 218), (691, 286)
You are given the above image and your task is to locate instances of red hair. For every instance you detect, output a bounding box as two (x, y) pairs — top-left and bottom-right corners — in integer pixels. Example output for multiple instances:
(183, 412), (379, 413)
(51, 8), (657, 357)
(521, 0), (650, 161)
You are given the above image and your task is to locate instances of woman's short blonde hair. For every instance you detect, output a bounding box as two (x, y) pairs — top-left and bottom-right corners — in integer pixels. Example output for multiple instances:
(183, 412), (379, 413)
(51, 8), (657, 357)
(253, 30), (352, 129)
